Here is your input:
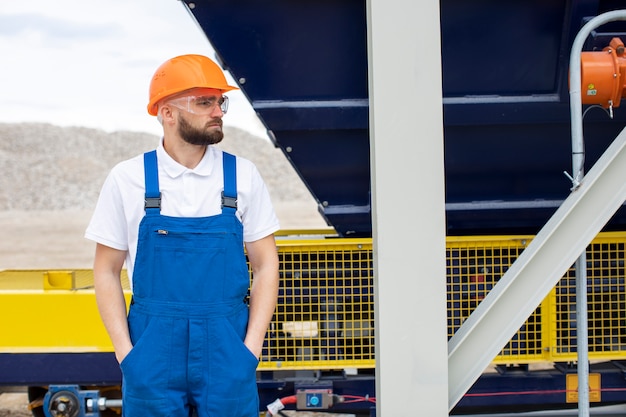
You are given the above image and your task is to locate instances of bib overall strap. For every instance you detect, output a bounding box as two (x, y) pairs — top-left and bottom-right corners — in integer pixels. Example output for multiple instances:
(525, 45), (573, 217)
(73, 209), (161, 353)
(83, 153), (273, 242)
(221, 152), (238, 213)
(143, 150), (161, 214)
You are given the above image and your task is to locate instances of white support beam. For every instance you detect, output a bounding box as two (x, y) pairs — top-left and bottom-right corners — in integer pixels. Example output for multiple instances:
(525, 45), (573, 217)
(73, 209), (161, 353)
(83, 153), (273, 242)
(448, 127), (626, 410)
(367, 0), (448, 415)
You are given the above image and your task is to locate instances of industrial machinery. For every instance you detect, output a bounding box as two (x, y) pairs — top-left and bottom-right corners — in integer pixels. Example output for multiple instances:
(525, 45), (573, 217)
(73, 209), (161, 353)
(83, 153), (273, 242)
(3, 1), (626, 416)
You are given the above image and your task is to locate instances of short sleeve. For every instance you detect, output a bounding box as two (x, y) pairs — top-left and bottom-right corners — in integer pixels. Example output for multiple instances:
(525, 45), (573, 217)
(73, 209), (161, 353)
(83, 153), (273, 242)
(239, 160), (280, 242)
(84, 169), (130, 251)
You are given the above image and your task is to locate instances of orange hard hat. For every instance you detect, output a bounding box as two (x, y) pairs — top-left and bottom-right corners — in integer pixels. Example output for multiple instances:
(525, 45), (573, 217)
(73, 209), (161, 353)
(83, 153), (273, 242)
(147, 54), (239, 116)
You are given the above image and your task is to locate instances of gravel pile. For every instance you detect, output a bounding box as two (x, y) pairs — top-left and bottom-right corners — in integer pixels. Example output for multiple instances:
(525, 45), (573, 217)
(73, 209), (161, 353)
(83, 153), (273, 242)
(0, 122), (315, 211)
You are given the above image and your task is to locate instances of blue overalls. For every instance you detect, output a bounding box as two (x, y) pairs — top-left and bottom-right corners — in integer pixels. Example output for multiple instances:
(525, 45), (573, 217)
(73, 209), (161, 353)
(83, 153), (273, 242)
(120, 150), (259, 417)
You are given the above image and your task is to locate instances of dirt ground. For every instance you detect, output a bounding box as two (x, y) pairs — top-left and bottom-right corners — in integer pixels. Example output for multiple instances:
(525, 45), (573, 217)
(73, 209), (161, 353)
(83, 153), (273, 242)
(0, 203), (328, 270)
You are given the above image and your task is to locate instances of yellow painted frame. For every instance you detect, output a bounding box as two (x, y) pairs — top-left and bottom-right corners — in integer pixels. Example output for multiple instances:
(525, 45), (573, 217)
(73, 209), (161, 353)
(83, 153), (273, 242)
(2, 232), (626, 371)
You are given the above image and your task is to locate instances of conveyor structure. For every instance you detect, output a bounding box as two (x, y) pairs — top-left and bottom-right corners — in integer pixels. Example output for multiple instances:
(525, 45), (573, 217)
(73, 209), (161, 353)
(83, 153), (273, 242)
(4, 232), (626, 415)
(3, 1), (626, 416)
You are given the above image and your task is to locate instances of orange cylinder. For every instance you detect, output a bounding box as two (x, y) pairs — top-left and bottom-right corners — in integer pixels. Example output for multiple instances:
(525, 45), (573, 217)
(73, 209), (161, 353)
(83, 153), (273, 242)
(580, 50), (620, 107)
(580, 37), (626, 108)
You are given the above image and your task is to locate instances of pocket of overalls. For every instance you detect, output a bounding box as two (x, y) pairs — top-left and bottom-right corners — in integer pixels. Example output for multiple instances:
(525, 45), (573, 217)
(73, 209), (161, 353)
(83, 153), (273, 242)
(207, 310), (259, 404)
(208, 314), (259, 399)
(152, 230), (227, 302)
(120, 311), (172, 397)
(225, 308), (261, 365)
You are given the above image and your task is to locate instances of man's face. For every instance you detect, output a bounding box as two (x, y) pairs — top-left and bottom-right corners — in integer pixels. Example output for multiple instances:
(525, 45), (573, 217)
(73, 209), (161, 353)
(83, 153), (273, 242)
(177, 111), (224, 146)
(168, 88), (226, 146)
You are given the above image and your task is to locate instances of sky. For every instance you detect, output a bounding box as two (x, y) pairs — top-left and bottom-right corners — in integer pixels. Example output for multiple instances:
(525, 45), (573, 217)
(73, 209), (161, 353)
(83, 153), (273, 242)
(0, 0), (269, 138)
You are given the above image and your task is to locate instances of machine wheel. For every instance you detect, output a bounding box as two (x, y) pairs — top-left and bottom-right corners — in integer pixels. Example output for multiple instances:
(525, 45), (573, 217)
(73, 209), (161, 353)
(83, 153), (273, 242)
(27, 386), (122, 417)
(47, 389), (80, 417)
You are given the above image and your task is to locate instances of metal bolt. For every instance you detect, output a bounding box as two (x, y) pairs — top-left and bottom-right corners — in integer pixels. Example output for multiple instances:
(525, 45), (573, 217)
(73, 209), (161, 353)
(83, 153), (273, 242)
(239, 77), (246, 84)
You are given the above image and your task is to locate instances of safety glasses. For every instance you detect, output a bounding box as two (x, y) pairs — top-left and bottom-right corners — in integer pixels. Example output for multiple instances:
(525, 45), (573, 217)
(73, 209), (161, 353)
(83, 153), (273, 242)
(166, 94), (229, 115)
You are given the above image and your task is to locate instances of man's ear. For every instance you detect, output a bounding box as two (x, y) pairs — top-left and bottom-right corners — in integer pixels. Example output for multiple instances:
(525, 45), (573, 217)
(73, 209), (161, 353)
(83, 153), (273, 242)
(159, 104), (176, 125)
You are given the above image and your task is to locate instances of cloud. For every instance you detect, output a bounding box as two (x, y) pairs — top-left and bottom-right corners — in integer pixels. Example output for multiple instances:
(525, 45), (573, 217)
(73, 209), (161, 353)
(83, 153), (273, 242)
(0, 13), (119, 42)
(0, 0), (269, 139)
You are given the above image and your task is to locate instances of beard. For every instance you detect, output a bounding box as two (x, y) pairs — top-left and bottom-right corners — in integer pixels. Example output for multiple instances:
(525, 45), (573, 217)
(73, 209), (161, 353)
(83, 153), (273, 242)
(177, 114), (224, 146)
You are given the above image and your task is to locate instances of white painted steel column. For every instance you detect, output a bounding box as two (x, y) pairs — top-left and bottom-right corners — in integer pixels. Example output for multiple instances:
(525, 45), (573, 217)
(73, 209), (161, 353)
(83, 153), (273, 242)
(367, 0), (448, 415)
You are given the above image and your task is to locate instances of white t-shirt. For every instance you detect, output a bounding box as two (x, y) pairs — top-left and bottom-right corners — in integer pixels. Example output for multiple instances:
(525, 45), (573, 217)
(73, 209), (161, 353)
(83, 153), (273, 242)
(85, 142), (280, 282)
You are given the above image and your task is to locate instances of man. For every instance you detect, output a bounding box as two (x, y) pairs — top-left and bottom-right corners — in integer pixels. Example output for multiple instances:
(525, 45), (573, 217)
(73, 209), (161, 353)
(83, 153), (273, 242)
(85, 54), (280, 417)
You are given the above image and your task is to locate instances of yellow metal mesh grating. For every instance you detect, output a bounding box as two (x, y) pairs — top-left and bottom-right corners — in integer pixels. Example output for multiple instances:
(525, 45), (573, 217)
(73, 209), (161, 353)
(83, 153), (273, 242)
(445, 236), (545, 362)
(257, 232), (626, 369)
(258, 240), (375, 370)
(552, 236), (626, 358)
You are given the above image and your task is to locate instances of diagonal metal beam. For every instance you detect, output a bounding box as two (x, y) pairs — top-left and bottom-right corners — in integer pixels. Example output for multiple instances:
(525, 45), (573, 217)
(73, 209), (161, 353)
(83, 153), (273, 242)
(448, 127), (626, 411)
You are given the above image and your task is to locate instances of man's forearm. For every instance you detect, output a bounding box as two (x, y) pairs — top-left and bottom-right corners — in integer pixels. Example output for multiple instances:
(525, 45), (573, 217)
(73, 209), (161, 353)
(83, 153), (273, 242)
(244, 235), (279, 358)
(93, 244), (132, 363)
(95, 272), (132, 363)
(245, 269), (279, 357)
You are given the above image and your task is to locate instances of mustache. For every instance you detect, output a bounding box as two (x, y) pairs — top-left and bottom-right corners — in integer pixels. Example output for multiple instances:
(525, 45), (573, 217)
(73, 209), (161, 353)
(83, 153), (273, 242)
(206, 119), (223, 128)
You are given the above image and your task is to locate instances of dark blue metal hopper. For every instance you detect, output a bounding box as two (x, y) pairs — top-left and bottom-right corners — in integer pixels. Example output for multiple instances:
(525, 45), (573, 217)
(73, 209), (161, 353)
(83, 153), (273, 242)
(186, 0), (626, 237)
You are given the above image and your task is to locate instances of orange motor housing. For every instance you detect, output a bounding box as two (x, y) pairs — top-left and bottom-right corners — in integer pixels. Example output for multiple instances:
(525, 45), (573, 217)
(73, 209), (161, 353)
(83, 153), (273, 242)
(580, 37), (626, 108)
